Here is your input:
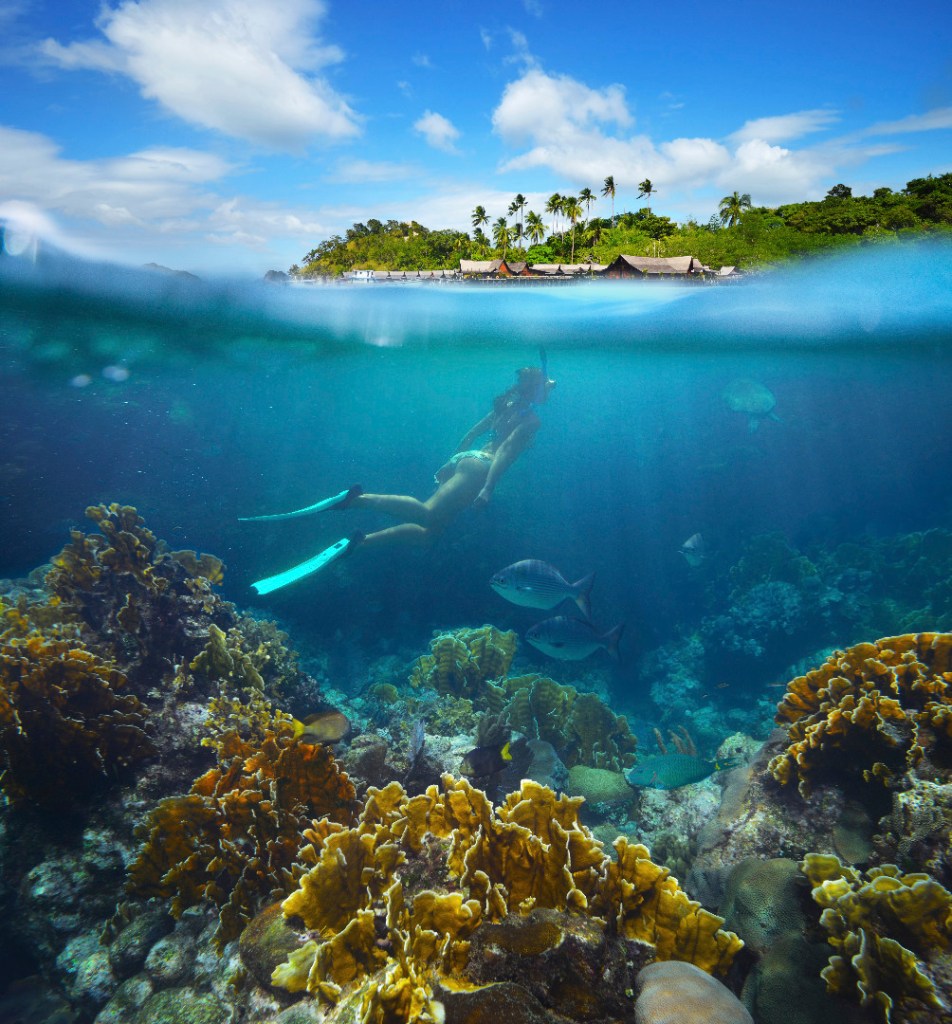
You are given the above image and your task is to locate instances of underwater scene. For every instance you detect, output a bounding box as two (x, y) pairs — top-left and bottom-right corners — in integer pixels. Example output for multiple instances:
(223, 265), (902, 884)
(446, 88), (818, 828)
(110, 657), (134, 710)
(2, 238), (952, 1024)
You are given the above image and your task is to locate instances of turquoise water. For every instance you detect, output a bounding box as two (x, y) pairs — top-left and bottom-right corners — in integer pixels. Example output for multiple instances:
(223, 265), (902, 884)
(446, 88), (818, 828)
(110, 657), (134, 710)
(2, 240), (952, 707)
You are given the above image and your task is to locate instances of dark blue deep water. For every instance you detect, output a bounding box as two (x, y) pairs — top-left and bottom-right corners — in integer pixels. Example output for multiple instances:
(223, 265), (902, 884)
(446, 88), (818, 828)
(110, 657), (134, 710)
(2, 240), (952, 733)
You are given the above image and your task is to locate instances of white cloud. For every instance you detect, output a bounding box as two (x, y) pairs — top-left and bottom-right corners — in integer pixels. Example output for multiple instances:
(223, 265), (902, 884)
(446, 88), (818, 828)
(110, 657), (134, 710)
(39, 0), (359, 150)
(0, 124), (331, 267)
(325, 159), (415, 183)
(412, 53), (433, 69)
(860, 107), (952, 136)
(730, 109), (839, 144)
(414, 110), (461, 154)
(491, 68), (944, 209)
(493, 69), (631, 145)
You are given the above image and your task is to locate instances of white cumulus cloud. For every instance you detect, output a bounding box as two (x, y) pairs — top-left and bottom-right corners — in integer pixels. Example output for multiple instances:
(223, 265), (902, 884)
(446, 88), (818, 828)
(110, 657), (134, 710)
(730, 109), (839, 144)
(414, 110), (461, 154)
(490, 68), (947, 209)
(39, 0), (359, 150)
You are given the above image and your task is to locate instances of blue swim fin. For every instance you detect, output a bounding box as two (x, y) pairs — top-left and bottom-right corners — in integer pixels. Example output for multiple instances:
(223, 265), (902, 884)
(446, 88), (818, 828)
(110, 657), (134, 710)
(250, 533), (364, 595)
(239, 485), (362, 522)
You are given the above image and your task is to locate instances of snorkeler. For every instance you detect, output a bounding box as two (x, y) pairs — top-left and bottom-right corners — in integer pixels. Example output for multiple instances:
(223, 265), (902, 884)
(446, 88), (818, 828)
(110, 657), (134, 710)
(240, 357), (556, 595)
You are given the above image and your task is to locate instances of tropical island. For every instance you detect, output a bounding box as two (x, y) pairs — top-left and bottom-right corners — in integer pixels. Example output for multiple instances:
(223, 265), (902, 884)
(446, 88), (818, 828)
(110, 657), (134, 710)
(290, 172), (952, 280)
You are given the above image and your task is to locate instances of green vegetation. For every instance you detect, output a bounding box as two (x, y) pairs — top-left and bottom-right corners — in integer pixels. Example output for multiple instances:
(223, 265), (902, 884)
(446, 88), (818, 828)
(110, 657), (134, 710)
(292, 174), (952, 278)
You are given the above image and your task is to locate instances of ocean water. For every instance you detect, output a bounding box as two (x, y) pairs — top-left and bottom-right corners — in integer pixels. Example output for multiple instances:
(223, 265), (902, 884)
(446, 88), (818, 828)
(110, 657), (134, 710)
(3, 240), (950, 703)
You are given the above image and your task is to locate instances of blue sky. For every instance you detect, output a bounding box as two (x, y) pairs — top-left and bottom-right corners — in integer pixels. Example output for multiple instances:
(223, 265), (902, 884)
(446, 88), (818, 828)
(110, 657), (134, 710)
(1, 0), (950, 274)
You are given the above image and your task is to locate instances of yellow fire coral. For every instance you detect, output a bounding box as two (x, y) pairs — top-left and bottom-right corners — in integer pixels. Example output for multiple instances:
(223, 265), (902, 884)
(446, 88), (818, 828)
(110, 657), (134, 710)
(119, 721), (357, 949)
(802, 853), (952, 1023)
(0, 630), (154, 807)
(769, 633), (952, 796)
(273, 775), (742, 1022)
(408, 625), (516, 698)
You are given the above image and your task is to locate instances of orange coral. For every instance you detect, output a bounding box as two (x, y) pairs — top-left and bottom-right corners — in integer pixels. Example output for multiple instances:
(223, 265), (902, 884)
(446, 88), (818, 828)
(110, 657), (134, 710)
(769, 633), (952, 796)
(0, 631), (154, 807)
(802, 853), (952, 1023)
(273, 775), (742, 1022)
(120, 724), (357, 949)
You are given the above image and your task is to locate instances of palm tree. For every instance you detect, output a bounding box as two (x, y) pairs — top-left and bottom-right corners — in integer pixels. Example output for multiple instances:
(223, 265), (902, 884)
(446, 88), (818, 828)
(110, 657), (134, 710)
(601, 176), (616, 226)
(638, 179), (656, 208)
(545, 193), (564, 238)
(492, 216), (510, 259)
(718, 191), (752, 228)
(471, 205), (488, 234)
(508, 193), (527, 221)
(579, 187), (595, 219)
(525, 210), (546, 246)
(562, 195), (583, 262)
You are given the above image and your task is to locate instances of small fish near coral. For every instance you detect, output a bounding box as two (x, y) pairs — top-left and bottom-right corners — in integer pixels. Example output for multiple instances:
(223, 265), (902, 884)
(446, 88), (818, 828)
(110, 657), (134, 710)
(291, 709), (351, 744)
(491, 559), (595, 619)
(625, 753), (741, 790)
(526, 615), (623, 661)
(460, 736), (519, 778)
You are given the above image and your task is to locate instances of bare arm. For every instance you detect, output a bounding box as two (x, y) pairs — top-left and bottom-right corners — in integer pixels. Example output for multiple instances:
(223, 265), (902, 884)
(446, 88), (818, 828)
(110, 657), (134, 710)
(455, 411), (494, 453)
(473, 414), (540, 507)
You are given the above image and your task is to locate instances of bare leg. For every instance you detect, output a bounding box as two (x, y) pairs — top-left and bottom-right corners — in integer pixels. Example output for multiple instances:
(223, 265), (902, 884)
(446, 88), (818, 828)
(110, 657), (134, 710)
(357, 458), (489, 549)
(354, 492), (429, 525)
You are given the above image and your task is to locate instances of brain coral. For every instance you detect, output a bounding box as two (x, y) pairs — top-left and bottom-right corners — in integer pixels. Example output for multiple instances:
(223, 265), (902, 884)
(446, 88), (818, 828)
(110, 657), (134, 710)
(769, 633), (952, 797)
(272, 775), (742, 1023)
(634, 960), (754, 1024)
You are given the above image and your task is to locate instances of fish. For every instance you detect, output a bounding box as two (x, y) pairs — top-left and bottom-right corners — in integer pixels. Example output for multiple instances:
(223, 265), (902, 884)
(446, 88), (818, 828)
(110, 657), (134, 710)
(624, 753), (741, 790)
(291, 710), (351, 744)
(460, 737), (517, 778)
(679, 533), (705, 567)
(491, 559), (595, 620)
(525, 615), (623, 661)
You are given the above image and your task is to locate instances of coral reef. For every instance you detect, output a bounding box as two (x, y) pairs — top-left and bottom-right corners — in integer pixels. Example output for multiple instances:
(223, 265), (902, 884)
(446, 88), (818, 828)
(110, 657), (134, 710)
(769, 633), (952, 798)
(0, 626), (155, 807)
(482, 672), (638, 771)
(634, 960), (753, 1024)
(802, 852), (952, 1023)
(116, 716), (357, 950)
(408, 625), (517, 698)
(271, 775), (743, 1023)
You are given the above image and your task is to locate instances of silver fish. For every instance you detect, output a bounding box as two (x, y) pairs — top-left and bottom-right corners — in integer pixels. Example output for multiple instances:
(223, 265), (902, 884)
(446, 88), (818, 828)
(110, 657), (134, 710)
(525, 615), (623, 661)
(679, 532), (705, 567)
(491, 559), (594, 620)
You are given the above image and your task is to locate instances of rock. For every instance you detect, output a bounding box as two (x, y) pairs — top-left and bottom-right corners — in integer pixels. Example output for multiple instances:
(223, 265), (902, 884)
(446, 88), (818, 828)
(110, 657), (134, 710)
(56, 932), (117, 1010)
(239, 902), (303, 991)
(108, 908), (174, 979)
(94, 973), (154, 1024)
(131, 986), (228, 1024)
(271, 1002), (324, 1024)
(144, 936), (190, 986)
(438, 981), (551, 1024)
(635, 961), (753, 1024)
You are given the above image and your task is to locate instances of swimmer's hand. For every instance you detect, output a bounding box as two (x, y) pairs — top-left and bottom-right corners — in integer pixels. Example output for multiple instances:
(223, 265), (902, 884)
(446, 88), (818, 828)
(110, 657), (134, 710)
(473, 487), (492, 509)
